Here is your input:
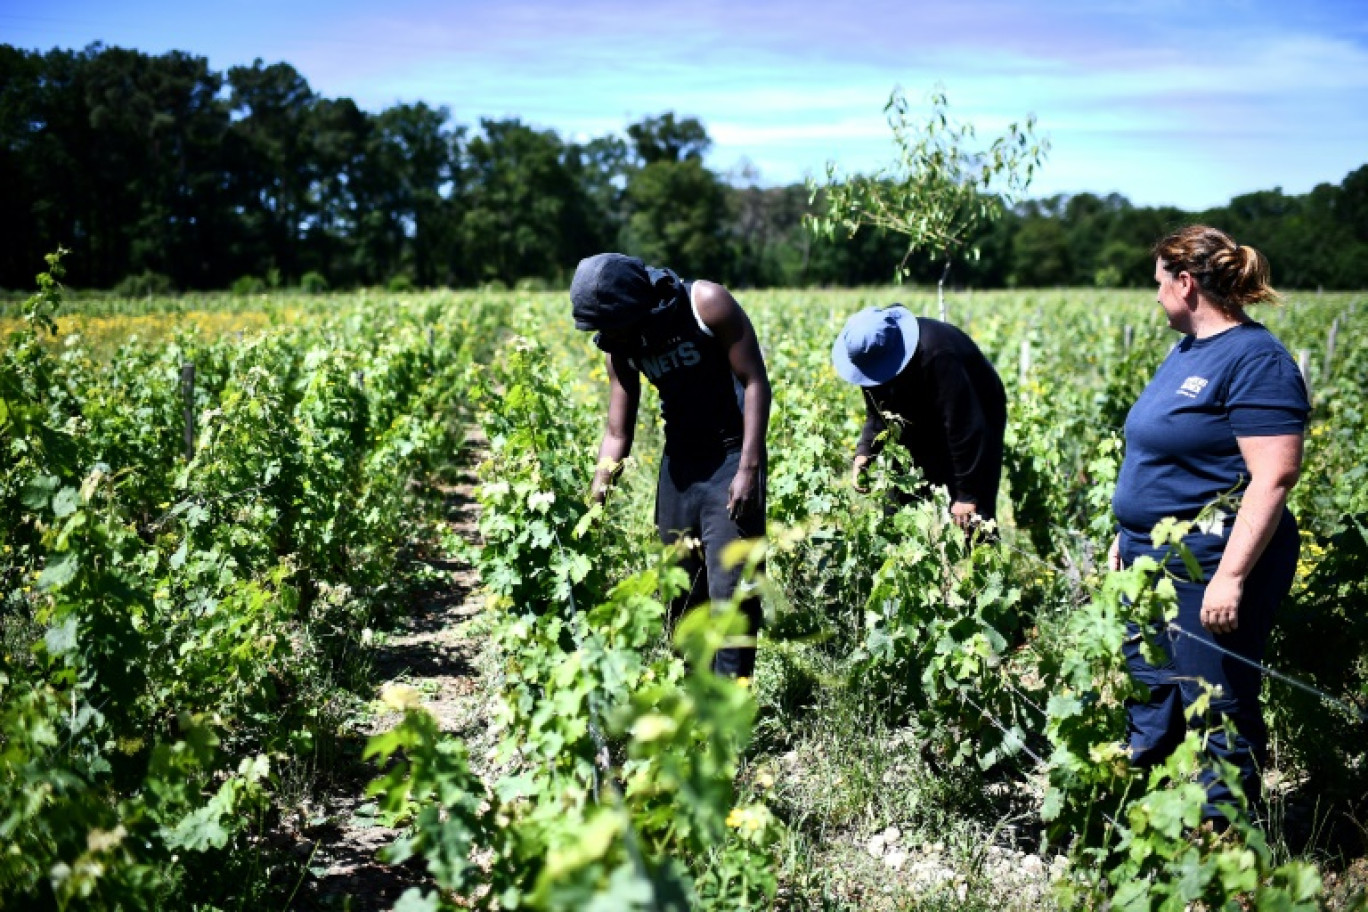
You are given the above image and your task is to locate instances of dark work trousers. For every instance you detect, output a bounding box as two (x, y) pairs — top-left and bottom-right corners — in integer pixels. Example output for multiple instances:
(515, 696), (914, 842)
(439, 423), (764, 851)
(655, 447), (765, 677)
(1121, 512), (1299, 821)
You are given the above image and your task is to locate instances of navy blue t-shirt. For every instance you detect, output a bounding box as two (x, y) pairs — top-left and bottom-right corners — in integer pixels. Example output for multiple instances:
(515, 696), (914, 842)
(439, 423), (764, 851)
(1112, 322), (1308, 567)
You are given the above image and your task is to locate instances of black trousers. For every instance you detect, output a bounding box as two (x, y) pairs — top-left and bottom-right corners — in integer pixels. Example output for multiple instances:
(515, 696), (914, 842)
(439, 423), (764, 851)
(655, 447), (765, 677)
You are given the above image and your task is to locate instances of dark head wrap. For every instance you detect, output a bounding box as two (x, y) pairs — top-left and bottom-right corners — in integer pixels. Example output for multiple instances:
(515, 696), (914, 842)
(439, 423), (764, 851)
(571, 253), (685, 331)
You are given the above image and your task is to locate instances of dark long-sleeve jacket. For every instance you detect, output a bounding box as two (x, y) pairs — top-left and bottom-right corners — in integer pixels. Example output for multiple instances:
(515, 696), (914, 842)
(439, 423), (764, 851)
(856, 317), (1007, 516)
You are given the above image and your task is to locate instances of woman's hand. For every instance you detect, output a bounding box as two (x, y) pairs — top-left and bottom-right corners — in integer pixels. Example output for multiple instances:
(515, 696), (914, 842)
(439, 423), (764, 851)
(1201, 572), (1243, 634)
(1108, 534), (1122, 572)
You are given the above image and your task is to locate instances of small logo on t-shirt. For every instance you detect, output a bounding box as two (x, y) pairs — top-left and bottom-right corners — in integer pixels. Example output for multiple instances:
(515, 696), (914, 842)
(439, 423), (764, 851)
(1195, 508), (1229, 538)
(1177, 375), (1209, 398)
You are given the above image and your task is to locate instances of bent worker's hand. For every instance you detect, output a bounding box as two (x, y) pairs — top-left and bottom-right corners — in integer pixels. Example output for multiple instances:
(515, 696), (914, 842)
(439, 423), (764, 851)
(851, 454), (871, 494)
(590, 469), (612, 505)
(949, 500), (979, 530)
(728, 466), (760, 520)
(1108, 534), (1122, 572)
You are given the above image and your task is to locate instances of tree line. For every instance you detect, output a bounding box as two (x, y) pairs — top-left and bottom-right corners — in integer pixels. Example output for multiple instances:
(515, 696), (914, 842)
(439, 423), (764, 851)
(3, 43), (1366, 293)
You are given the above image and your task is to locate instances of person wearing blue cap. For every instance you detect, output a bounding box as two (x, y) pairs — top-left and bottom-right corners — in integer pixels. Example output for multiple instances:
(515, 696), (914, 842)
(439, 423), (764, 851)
(832, 305), (1006, 529)
(571, 253), (771, 677)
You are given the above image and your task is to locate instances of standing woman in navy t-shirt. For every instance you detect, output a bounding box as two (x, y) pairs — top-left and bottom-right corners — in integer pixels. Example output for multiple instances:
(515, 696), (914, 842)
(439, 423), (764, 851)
(1109, 225), (1309, 822)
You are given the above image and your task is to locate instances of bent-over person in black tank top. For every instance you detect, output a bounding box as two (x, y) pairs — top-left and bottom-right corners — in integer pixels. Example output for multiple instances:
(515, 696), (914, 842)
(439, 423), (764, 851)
(571, 253), (771, 677)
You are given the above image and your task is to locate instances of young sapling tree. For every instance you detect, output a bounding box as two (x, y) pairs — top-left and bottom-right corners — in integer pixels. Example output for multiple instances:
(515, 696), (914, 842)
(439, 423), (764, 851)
(807, 87), (1049, 321)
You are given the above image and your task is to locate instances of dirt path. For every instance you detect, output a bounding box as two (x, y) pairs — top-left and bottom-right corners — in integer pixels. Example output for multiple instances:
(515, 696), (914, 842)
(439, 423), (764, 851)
(293, 453), (497, 911)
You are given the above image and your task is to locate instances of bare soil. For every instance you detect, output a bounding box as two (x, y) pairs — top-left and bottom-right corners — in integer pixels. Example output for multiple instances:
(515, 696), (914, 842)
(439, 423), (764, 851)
(289, 456), (497, 911)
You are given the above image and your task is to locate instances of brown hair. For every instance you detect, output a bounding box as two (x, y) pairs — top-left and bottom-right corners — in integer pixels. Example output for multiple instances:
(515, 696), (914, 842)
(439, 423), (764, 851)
(1152, 225), (1280, 314)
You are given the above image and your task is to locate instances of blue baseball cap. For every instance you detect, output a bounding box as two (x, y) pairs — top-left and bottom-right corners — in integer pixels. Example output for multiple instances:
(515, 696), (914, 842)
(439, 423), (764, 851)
(831, 305), (921, 386)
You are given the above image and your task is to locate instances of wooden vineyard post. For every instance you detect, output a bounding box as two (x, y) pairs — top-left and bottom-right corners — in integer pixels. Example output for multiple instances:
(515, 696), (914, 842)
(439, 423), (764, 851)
(938, 261), (951, 324)
(1324, 317), (1340, 384)
(1297, 349), (1313, 404)
(180, 361), (196, 461)
(1123, 324), (1133, 353)
(1019, 338), (1032, 387)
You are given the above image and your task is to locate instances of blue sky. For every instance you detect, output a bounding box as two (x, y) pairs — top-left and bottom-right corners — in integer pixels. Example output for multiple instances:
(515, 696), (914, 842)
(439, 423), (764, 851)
(5, 0), (1366, 208)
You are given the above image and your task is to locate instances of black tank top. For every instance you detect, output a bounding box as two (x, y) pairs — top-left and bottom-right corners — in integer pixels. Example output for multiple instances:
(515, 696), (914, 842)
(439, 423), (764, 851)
(622, 280), (745, 457)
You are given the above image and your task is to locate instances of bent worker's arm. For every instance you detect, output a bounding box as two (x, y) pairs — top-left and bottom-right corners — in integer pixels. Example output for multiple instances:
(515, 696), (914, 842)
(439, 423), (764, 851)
(927, 351), (997, 524)
(591, 353), (641, 503)
(851, 389), (887, 491)
(693, 281), (771, 517)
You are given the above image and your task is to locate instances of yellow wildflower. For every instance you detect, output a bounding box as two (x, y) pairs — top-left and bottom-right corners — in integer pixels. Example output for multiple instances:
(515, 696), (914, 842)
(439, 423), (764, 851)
(631, 714), (677, 742)
(725, 804), (772, 835)
(379, 683), (423, 712)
